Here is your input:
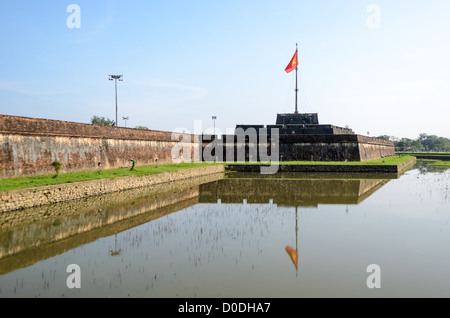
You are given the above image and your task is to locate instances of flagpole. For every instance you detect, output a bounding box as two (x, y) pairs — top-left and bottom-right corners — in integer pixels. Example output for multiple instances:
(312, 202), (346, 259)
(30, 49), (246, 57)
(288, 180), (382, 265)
(295, 43), (298, 114)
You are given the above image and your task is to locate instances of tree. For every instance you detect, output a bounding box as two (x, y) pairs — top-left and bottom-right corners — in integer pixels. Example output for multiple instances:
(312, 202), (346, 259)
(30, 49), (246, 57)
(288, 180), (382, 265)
(376, 135), (392, 141)
(91, 115), (115, 126)
(415, 134), (450, 152)
(410, 140), (422, 151)
(434, 137), (450, 152)
(396, 138), (412, 151)
(417, 133), (432, 151)
(135, 126), (149, 130)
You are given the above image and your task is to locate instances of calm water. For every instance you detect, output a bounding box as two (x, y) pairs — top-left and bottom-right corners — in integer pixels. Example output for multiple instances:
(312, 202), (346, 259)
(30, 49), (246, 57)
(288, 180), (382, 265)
(0, 163), (449, 298)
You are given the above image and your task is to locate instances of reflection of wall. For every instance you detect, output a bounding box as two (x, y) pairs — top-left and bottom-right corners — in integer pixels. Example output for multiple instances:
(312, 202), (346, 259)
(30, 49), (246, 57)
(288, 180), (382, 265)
(199, 177), (389, 207)
(0, 173), (223, 274)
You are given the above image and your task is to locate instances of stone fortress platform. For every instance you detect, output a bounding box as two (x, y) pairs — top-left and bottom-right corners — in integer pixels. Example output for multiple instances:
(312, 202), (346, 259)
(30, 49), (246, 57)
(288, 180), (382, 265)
(230, 112), (395, 162)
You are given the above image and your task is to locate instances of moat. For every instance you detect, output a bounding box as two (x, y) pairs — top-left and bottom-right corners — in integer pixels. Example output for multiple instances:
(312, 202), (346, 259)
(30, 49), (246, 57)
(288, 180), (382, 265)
(0, 162), (449, 297)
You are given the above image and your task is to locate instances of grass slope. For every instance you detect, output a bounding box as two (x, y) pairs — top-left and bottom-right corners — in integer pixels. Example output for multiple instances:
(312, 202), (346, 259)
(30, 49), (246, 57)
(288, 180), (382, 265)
(0, 162), (219, 192)
(229, 155), (414, 166)
(0, 156), (415, 192)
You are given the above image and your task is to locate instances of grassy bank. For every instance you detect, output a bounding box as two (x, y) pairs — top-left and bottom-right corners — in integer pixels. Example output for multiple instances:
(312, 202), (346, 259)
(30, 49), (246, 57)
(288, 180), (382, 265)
(0, 156), (414, 192)
(428, 160), (450, 168)
(230, 155), (414, 166)
(0, 162), (220, 192)
(398, 151), (450, 155)
(398, 152), (450, 166)
(397, 152), (450, 158)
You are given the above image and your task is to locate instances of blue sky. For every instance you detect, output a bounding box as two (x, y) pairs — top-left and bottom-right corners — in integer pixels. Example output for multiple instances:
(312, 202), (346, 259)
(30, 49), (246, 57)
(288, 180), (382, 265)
(1, 0), (449, 139)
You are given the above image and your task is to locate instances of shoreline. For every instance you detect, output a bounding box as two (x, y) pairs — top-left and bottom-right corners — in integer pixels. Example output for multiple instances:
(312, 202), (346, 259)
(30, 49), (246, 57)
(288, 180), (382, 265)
(1, 165), (225, 213)
(0, 157), (417, 213)
(226, 156), (416, 175)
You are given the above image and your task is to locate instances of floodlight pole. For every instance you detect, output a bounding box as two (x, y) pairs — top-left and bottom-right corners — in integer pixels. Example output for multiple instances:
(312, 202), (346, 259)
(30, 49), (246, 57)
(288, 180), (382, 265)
(212, 116), (217, 137)
(108, 74), (123, 126)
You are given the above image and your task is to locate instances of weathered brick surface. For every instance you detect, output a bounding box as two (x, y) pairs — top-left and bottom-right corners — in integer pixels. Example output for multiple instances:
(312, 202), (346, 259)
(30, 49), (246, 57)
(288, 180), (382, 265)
(0, 114), (191, 141)
(0, 115), (197, 178)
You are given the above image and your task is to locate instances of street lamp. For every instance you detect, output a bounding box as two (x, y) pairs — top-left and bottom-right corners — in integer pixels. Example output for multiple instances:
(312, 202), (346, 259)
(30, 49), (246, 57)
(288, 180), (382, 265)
(122, 116), (129, 127)
(212, 116), (217, 137)
(108, 74), (123, 126)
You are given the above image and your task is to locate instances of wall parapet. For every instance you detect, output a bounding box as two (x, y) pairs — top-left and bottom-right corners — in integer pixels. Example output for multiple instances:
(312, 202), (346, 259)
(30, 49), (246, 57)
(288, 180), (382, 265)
(0, 114), (192, 142)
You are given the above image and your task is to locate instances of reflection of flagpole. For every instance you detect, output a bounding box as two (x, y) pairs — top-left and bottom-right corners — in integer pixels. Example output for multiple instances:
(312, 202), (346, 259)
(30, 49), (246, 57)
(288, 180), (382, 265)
(295, 205), (298, 276)
(285, 205), (299, 276)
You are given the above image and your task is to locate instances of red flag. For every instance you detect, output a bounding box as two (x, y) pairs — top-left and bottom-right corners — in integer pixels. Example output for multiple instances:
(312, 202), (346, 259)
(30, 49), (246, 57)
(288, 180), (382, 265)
(285, 50), (298, 73)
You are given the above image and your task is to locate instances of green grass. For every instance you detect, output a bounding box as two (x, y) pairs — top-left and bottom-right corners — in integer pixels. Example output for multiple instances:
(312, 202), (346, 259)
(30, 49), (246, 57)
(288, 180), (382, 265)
(397, 151), (450, 156)
(428, 160), (450, 167)
(227, 155), (415, 166)
(0, 162), (220, 192)
(0, 156), (415, 192)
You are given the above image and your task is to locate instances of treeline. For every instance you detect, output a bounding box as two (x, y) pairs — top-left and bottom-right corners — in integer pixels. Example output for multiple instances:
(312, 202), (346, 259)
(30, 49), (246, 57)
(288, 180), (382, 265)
(377, 133), (450, 152)
(91, 115), (149, 130)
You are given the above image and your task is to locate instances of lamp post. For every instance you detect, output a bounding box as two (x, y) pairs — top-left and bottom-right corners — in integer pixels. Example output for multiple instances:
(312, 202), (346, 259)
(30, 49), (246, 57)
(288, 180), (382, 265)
(108, 74), (123, 126)
(122, 116), (129, 127)
(212, 116), (217, 137)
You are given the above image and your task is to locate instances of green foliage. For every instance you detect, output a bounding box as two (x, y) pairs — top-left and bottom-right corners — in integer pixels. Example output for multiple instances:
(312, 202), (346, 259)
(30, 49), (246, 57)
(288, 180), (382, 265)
(376, 135), (391, 141)
(91, 115), (115, 126)
(377, 134), (450, 152)
(130, 159), (136, 171)
(51, 160), (62, 177)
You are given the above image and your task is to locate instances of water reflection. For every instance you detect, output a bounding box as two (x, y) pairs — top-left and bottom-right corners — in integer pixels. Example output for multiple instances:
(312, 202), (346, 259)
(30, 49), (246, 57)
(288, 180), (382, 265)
(1, 164), (449, 297)
(199, 173), (391, 206)
(0, 173), (223, 275)
(199, 173), (394, 279)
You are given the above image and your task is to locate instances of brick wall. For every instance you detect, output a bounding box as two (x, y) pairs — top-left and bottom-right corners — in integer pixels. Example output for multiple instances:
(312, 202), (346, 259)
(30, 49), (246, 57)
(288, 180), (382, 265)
(0, 115), (196, 178)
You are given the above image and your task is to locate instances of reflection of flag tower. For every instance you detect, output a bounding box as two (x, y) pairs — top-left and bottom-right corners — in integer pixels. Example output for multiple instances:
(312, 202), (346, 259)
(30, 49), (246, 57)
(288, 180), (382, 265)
(285, 206), (299, 276)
